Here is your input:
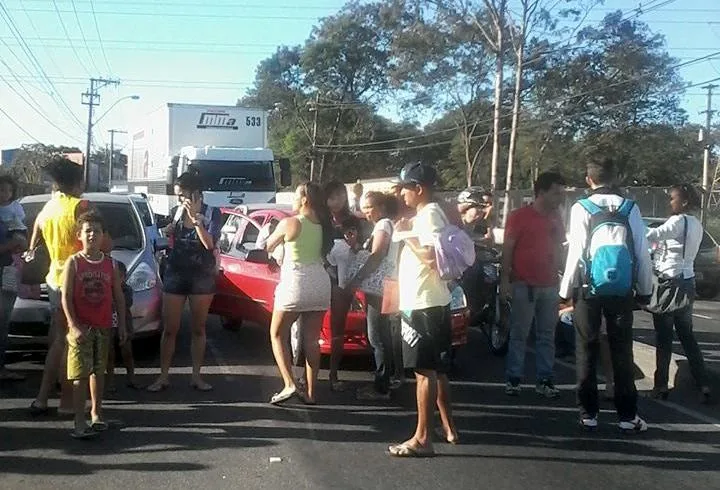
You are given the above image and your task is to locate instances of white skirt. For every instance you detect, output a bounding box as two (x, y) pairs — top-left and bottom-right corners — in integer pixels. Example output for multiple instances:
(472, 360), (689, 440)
(274, 261), (331, 312)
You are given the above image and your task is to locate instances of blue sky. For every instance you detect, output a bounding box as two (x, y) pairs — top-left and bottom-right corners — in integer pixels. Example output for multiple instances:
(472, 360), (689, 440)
(1, 0), (719, 153)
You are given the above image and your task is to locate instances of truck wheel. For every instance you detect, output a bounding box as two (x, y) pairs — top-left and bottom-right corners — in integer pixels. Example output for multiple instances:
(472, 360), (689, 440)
(222, 317), (243, 332)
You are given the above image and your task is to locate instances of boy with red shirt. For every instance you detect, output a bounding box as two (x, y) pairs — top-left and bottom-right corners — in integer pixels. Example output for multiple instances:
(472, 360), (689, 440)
(501, 172), (566, 398)
(62, 211), (126, 439)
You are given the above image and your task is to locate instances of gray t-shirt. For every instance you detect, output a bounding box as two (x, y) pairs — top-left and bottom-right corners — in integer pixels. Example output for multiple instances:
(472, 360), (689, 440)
(0, 201), (26, 232)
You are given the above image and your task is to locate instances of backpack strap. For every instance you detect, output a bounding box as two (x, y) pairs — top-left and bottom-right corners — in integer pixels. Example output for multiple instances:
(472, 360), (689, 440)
(578, 198), (603, 216)
(681, 215), (688, 259)
(617, 199), (635, 217)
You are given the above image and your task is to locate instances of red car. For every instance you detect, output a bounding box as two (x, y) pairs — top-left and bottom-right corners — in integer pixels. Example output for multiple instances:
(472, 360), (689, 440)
(210, 205), (469, 356)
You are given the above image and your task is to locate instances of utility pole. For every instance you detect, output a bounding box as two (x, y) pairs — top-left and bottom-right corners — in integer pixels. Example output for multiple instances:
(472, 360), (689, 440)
(82, 77), (120, 190)
(108, 129), (127, 190)
(309, 92), (320, 181)
(700, 83), (717, 226)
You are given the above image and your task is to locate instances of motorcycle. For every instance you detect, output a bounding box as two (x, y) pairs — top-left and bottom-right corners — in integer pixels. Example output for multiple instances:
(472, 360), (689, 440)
(463, 246), (511, 356)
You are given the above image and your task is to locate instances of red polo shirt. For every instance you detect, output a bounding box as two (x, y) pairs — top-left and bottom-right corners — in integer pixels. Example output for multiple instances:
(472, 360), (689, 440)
(505, 205), (564, 287)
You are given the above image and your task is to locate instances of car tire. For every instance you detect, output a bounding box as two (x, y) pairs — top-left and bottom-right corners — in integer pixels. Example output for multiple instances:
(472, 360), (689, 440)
(221, 317), (243, 332)
(696, 284), (719, 300)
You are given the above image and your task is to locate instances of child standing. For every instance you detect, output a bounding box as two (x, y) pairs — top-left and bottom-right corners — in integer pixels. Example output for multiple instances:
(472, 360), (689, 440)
(61, 211), (126, 439)
(0, 175), (27, 382)
(0, 175), (27, 267)
(106, 261), (137, 392)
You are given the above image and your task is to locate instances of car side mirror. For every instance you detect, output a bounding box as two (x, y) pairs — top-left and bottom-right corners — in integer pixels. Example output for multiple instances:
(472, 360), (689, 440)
(154, 237), (170, 252)
(246, 248), (270, 264)
(278, 158), (291, 188)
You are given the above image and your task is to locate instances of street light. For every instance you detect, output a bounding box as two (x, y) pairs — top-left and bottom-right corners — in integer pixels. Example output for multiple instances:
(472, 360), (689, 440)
(85, 94), (139, 190)
(94, 95), (140, 126)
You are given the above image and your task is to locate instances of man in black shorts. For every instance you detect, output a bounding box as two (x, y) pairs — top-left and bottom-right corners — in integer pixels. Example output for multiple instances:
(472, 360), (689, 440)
(389, 162), (458, 457)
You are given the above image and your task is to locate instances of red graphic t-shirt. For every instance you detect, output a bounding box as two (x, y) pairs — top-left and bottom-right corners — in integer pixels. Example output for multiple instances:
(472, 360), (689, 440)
(504, 205), (564, 287)
(72, 253), (114, 328)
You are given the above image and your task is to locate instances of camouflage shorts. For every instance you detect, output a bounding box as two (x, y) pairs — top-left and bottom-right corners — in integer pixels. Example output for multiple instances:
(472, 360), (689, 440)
(67, 328), (111, 380)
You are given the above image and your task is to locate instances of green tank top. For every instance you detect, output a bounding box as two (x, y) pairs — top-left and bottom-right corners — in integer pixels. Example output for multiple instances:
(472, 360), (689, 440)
(285, 215), (323, 264)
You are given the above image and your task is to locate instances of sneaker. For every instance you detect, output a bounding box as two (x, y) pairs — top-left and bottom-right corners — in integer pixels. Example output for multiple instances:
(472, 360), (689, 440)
(619, 416), (648, 433)
(356, 385), (391, 401)
(535, 379), (560, 399)
(580, 416), (598, 430)
(505, 380), (521, 396)
(389, 378), (403, 391)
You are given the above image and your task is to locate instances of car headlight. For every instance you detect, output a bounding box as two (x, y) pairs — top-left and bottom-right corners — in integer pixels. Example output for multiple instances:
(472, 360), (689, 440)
(127, 262), (157, 292)
(450, 285), (467, 311)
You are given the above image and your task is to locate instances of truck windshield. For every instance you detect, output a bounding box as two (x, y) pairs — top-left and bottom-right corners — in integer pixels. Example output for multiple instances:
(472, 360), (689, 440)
(191, 160), (275, 192)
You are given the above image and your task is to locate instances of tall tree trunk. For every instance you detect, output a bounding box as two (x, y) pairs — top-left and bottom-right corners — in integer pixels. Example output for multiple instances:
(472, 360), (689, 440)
(489, 43), (504, 191)
(502, 40), (524, 227)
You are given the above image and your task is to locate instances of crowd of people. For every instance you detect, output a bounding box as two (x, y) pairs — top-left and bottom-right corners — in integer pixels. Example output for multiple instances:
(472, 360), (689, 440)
(0, 154), (713, 453)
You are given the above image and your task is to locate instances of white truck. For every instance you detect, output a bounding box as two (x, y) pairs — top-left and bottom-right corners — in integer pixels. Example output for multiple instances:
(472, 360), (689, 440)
(126, 103), (290, 217)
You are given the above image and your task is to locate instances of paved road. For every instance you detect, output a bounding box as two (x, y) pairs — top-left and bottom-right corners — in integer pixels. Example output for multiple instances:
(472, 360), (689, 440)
(1, 312), (719, 490)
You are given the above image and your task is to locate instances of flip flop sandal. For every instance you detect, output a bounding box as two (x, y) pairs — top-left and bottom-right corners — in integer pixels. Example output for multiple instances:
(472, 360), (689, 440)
(146, 381), (170, 393)
(91, 420), (109, 432)
(190, 381), (214, 392)
(269, 388), (297, 405)
(299, 392), (316, 406)
(29, 401), (50, 417)
(388, 443), (435, 458)
(434, 427), (459, 445)
(71, 427), (99, 440)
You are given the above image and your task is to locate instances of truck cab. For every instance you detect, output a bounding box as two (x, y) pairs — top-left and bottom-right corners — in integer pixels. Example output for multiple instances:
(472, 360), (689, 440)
(172, 146), (279, 209)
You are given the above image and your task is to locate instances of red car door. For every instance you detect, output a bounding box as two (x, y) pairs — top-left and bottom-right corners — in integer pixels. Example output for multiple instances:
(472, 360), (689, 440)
(215, 213), (279, 326)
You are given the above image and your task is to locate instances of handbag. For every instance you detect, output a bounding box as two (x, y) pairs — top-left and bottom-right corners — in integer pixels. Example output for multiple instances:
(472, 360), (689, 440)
(20, 244), (50, 285)
(646, 216), (694, 314)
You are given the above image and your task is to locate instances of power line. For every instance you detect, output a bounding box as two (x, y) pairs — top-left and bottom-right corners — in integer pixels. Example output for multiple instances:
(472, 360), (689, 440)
(10, 6), (720, 24)
(318, 76), (720, 156)
(0, 3), (85, 129)
(69, 0), (101, 74)
(50, 0), (91, 76)
(0, 105), (41, 143)
(0, 61), (83, 142)
(317, 52), (720, 150)
(17, 0), (65, 78)
(89, 0), (111, 74)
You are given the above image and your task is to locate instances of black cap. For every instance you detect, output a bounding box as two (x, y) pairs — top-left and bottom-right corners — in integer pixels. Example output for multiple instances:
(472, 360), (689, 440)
(398, 162), (437, 187)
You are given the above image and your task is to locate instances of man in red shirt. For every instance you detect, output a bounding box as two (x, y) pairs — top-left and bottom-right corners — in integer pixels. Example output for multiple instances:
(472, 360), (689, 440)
(501, 172), (566, 398)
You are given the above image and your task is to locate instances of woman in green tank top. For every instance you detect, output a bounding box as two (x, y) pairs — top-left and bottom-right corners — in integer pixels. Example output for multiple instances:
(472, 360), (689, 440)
(264, 183), (333, 405)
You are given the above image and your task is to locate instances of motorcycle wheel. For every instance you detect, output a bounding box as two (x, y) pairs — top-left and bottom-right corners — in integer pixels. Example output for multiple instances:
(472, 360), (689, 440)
(487, 295), (511, 357)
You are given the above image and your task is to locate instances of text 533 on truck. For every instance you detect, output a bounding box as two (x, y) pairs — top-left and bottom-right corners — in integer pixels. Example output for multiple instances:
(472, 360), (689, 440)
(126, 103), (290, 217)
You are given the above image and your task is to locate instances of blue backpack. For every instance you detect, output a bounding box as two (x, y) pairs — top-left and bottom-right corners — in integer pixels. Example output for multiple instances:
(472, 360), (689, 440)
(578, 198), (636, 297)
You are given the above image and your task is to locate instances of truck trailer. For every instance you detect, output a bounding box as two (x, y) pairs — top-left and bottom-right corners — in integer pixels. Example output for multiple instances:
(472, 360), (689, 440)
(126, 103), (289, 216)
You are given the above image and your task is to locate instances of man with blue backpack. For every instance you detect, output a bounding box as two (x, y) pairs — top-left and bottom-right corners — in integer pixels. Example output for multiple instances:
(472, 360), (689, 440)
(560, 157), (653, 433)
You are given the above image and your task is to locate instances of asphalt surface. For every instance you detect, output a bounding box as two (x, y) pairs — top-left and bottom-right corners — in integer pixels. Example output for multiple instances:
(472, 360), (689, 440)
(1, 306), (719, 490)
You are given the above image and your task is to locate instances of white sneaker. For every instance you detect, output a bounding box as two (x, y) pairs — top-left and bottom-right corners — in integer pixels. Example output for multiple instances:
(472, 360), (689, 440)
(619, 416), (648, 433)
(580, 416), (598, 430)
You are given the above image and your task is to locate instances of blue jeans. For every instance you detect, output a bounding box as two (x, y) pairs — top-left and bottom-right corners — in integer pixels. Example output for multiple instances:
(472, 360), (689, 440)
(505, 283), (558, 383)
(366, 294), (392, 393)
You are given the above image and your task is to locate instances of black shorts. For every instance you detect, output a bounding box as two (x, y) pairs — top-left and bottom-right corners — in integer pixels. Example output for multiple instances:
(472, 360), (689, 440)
(401, 305), (452, 373)
(163, 265), (216, 296)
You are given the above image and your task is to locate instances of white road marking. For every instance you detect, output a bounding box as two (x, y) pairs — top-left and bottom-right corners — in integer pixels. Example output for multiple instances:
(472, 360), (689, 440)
(692, 314), (713, 320)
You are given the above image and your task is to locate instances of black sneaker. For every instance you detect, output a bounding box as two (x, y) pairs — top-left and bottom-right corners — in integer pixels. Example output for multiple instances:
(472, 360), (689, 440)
(535, 379), (560, 399)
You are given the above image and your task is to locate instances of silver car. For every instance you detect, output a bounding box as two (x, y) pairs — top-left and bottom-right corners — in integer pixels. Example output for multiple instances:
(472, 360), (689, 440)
(9, 193), (167, 344)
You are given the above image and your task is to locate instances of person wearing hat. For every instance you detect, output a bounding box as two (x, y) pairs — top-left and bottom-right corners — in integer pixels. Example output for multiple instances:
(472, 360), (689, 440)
(388, 162), (458, 457)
